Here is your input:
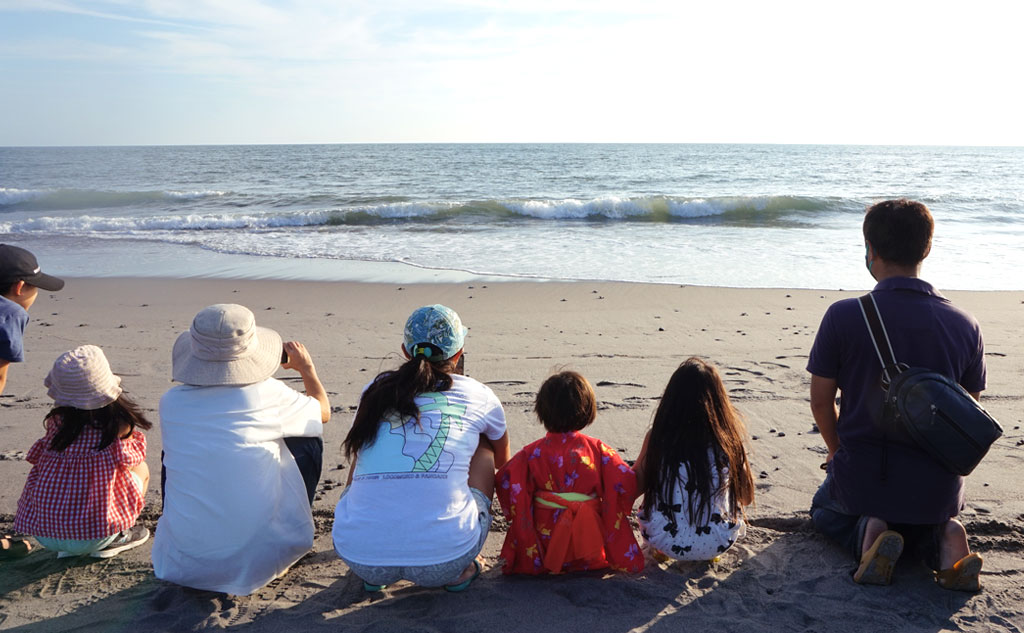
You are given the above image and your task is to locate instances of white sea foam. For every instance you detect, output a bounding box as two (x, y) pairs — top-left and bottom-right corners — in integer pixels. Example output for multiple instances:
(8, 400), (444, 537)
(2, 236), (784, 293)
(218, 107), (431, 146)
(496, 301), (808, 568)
(0, 188), (226, 210)
(0, 210), (332, 234)
(504, 197), (654, 219)
(0, 188), (45, 205)
(164, 190), (227, 200)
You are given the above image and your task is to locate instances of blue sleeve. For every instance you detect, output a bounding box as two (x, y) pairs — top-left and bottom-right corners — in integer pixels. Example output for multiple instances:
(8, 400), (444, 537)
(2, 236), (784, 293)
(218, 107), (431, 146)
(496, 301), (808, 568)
(959, 327), (987, 394)
(806, 306), (839, 379)
(0, 310), (27, 363)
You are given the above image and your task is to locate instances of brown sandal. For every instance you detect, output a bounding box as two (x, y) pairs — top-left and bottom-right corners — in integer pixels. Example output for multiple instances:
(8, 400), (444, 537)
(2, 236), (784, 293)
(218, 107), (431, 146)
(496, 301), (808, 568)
(853, 530), (903, 585)
(935, 553), (983, 592)
(0, 536), (34, 560)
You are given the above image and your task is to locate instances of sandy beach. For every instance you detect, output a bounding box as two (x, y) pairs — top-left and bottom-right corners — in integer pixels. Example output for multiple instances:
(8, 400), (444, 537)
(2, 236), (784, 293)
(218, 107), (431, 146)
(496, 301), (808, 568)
(1, 277), (1021, 632)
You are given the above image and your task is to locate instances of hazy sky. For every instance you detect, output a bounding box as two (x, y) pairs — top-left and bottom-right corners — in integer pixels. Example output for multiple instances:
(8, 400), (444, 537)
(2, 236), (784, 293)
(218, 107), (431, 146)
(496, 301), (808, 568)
(1, 0), (1021, 146)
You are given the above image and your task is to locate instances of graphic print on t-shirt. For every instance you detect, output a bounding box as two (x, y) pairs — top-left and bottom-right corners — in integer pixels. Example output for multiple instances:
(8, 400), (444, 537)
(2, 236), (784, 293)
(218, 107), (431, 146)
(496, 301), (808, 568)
(354, 391), (468, 479)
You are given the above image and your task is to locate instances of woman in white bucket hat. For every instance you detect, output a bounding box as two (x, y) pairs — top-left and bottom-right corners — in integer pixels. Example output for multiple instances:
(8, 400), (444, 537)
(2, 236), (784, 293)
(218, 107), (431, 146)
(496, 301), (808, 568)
(152, 304), (330, 596)
(13, 345), (152, 559)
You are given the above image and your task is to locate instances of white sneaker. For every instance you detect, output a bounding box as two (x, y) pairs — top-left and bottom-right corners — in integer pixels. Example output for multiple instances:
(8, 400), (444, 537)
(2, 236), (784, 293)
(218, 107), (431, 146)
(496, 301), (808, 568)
(90, 526), (150, 559)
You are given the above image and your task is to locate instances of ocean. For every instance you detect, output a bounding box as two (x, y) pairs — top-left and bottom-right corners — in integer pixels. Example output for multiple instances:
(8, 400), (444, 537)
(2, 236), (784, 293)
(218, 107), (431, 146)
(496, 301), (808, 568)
(1, 143), (1022, 289)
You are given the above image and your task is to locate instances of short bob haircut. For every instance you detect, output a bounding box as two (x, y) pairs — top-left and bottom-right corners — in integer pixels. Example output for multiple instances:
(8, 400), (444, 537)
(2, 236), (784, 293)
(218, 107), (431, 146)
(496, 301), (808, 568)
(863, 198), (934, 267)
(535, 371), (597, 433)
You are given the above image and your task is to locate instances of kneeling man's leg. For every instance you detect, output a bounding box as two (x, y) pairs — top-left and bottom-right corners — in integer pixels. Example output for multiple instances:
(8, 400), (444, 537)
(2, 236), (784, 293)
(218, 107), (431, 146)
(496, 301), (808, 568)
(810, 475), (867, 561)
(934, 519), (982, 592)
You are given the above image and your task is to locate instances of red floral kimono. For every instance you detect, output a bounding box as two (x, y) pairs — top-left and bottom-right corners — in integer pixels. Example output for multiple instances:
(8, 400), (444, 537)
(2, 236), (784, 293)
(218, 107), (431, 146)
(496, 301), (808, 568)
(496, 432), (643, 575)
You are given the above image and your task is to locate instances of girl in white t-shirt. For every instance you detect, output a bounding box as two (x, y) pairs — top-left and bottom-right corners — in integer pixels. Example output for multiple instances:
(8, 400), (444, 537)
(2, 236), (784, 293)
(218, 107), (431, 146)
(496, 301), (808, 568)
(634, 357), (755, 561)
(333, 305), (510, 593)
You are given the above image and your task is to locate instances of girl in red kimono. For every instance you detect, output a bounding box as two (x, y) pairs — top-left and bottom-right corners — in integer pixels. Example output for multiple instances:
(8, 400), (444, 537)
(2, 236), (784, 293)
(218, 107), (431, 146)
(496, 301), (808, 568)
(496, 371), (643, 575)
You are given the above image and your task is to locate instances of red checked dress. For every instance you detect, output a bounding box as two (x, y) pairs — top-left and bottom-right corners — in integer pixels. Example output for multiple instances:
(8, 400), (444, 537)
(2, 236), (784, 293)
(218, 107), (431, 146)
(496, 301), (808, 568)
(496, 431), (643, 575)
(14, 417), (147, 540)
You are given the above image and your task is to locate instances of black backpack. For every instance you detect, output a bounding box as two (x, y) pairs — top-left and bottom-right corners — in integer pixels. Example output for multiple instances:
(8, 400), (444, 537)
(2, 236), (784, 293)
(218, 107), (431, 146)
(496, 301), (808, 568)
(859, 293), (1002, 476)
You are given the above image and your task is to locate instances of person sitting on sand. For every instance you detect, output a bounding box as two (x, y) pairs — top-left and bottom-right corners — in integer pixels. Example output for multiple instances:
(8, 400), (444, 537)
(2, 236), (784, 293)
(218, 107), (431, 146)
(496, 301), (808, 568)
(634, 358), (754, 562)
(13, 345), (151, 559)
(496, 371), (643, 575)
(808, 199), (986, 591)
(333, 304), (509, 592)
(0, 245), (65, 559)
(152, 304), (330, 596)
(0, 244), (65, 396)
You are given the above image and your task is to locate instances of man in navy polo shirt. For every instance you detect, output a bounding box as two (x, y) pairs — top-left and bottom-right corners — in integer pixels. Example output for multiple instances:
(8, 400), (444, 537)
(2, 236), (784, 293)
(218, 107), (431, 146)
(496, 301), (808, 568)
(807, 199), (986, 591)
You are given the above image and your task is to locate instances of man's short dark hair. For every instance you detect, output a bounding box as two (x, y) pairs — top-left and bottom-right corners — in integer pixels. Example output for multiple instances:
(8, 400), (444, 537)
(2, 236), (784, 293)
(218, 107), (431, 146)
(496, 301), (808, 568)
(863, 199), (934, 266)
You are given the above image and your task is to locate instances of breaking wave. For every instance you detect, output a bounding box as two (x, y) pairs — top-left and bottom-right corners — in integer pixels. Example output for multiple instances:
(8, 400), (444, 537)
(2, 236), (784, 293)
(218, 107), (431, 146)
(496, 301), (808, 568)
(0, 194), (857, 234)
(0, 187), (226, 211)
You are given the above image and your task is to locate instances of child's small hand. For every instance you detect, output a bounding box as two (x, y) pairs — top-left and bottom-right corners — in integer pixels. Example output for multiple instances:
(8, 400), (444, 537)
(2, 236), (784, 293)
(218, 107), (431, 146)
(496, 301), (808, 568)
(281, 341), (316, 376)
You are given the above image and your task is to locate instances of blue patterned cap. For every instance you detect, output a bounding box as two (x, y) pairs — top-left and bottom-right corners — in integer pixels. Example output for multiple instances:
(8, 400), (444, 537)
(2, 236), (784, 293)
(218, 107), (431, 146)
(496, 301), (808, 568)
(403, 304), (466, 361)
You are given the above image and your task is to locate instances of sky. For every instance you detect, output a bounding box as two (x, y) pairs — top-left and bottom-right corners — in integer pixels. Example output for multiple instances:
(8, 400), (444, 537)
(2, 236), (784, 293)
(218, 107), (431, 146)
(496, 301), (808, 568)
(1, 0), (1022, 146)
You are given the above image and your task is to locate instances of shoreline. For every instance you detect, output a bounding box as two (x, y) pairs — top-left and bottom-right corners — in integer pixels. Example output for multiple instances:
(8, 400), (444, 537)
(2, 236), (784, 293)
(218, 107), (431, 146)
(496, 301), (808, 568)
(1, 276), (1021, 630)
(14, 235), (1024, 292)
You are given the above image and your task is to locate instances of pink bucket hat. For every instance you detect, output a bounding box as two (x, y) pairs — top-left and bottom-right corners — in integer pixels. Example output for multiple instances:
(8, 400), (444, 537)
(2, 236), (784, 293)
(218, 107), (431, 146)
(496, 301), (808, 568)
(172, 304), (282, 386)
(45, 345), (123, 410)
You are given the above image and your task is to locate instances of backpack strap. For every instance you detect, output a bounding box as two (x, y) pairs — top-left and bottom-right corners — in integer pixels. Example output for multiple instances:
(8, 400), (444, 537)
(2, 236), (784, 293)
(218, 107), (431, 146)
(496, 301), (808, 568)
(857, 293), (899, 387)
(858, 292), (900, 482)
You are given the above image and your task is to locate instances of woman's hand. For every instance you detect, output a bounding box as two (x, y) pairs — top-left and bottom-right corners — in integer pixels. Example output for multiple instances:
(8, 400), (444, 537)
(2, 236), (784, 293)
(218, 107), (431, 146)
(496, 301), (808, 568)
(282, 341), (331, 423)
(281, 341), (315, 375)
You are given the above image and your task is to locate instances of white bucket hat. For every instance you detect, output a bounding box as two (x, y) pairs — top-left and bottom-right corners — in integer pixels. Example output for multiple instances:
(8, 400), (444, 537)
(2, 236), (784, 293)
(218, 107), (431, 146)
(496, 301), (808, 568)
(172, 304), (282, 386)
(45, 345), (123, 410)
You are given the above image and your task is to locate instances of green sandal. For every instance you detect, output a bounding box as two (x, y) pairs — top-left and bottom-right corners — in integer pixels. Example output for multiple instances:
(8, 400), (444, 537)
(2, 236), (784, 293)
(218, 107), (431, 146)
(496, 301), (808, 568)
(444, 559), (482, 593)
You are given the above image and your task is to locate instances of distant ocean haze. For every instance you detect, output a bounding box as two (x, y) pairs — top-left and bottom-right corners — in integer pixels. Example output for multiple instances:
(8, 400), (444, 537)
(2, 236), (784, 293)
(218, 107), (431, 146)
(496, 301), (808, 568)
(1, 143), (1021, 289)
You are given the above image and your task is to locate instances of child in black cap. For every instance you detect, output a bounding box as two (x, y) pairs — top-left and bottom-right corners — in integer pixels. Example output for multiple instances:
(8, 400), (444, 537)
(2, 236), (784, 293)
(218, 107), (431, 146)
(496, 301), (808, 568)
(0, 244), (64, 559)
(0, 244), (65, 395)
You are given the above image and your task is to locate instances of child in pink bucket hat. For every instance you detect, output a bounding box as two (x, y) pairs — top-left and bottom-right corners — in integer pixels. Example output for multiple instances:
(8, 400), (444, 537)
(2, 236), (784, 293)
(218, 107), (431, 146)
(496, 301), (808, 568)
(13, 345), (152, 559)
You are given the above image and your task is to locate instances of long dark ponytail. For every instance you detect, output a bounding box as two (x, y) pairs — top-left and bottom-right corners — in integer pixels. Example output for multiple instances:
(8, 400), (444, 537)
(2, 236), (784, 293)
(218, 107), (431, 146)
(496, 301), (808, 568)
(342, 355), (455, 459)
(640, 358), (755, 525)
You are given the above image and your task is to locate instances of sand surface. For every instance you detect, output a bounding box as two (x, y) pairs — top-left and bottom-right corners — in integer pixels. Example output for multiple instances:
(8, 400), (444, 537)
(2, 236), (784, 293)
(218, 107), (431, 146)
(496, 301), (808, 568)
(1, 277), (1022, 632)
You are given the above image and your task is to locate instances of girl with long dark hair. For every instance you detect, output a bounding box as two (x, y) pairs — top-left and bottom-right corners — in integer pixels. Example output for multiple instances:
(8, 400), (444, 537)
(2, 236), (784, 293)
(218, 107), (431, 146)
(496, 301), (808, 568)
(634, 357), (755, 561)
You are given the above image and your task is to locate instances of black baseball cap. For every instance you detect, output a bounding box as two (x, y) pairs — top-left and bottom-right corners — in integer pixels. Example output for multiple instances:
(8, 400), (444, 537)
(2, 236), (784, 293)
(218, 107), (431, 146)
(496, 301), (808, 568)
(0, 244), (65, 292)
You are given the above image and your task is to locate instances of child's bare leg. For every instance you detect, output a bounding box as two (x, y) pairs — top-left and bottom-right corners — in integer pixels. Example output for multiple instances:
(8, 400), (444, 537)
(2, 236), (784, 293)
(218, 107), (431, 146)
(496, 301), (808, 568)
(130, 461), (151, 495)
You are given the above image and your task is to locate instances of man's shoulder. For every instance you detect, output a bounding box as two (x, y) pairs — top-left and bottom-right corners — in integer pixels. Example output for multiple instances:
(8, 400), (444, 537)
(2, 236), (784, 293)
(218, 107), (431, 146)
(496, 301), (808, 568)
(930, 296), (981, 329)
(877, 284), (981, 332)
(819, 295), (865, 326)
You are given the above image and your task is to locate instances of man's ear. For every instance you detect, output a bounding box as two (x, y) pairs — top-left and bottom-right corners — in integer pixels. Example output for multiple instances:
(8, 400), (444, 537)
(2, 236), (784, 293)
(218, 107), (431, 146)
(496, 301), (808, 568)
(400, 343), (411, 360)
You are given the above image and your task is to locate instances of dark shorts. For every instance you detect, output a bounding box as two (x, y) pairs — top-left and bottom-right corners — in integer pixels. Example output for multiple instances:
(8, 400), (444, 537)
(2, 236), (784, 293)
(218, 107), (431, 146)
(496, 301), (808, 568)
(810, 472), (944, 570)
